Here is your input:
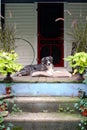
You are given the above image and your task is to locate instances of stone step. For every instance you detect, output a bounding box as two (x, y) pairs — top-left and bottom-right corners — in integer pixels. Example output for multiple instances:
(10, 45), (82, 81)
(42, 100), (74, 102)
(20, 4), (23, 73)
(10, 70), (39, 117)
(5, 112), (81, 130)
(9, 96), (78, 112)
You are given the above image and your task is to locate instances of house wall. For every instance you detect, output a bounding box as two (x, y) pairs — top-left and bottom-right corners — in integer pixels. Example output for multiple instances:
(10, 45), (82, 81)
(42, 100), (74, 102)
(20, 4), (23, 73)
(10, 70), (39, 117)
(5, 3), (37, 66)
(5, 2), (87, 68)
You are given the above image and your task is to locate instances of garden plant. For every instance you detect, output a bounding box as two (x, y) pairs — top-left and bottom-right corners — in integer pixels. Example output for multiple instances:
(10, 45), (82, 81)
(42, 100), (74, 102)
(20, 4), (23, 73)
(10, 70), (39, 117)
(67, 12), (87, 55)
(0, 50), (22, 82)
(65, 52), (87, 80)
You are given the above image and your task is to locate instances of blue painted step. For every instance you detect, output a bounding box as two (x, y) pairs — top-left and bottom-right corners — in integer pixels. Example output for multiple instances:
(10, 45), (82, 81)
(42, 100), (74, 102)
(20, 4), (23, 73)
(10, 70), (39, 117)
(0, 83), (87, 96)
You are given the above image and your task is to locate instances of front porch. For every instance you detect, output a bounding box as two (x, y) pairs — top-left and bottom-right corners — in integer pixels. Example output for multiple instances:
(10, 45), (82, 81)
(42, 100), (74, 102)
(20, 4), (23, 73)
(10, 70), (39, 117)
(0, 67), (87, 97)
(0, 67), (80, 83)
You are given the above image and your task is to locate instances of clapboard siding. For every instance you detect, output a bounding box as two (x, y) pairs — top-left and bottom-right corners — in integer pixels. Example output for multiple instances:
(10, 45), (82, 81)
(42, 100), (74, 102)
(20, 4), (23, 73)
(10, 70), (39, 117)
(5, 4), (36, 36)
(5, 3), (37, 66)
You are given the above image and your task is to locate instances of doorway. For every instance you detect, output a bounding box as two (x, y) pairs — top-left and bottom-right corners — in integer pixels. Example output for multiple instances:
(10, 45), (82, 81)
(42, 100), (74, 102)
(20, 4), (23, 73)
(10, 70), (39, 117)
(38, 3), (64, 67)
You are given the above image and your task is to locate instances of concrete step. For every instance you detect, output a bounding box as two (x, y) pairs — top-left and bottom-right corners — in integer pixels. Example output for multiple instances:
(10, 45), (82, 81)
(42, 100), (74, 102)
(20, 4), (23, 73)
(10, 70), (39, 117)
(9, 97), (78, 112)
(5, 112), (81, 130)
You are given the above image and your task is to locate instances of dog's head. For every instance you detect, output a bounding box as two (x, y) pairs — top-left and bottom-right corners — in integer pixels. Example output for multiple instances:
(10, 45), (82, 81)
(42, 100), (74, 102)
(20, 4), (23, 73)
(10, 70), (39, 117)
(41, 56), (53, 66)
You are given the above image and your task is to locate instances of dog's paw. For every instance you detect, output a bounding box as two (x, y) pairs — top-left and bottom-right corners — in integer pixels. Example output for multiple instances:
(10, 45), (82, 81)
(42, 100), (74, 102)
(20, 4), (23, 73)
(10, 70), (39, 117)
(46, 71), (53, 76)
(14, 72), (22, 77)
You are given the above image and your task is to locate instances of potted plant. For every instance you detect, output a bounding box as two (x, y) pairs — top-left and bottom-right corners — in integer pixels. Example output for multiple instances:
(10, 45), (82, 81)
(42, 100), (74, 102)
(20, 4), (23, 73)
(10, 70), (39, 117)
(74, 98), (87, 116)
(5, 83), (12, 95)
(67, 14), (87, 55)
(0, 14), (22, 82)
(65, 52), (87, 80)
(0, 50), (22, 82)
(0, 13), (16, 52)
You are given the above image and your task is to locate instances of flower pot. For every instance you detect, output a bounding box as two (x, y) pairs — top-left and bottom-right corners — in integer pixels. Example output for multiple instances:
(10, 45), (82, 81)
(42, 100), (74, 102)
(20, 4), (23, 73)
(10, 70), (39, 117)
(81, 108), (87, 116)
(4, 72), (13, 82)
(5, 87), (11, 95)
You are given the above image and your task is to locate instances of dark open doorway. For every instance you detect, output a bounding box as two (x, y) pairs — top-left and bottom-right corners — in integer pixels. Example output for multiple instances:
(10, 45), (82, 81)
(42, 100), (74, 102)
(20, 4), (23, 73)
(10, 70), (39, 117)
(38, 3), (64, 67)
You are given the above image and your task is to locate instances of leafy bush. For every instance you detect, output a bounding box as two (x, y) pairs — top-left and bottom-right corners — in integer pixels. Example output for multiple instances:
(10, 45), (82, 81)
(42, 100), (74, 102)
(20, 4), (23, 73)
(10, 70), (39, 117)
(65, 52), (87, 74)
(0, 50), (22, 76)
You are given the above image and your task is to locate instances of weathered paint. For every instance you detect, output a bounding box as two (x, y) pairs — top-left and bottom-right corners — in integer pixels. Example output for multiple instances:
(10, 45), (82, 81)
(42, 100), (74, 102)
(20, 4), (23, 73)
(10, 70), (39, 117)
(0, 83), (87, 96)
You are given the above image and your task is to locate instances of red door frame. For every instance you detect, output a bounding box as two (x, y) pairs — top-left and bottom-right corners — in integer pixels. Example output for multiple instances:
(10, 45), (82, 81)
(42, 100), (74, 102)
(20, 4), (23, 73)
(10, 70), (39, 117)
(37, 3), (64, 67)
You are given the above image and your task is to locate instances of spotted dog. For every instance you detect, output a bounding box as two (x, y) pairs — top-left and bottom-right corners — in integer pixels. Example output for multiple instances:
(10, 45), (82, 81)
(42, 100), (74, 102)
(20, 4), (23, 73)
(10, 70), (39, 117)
(16, 56), (53, 76)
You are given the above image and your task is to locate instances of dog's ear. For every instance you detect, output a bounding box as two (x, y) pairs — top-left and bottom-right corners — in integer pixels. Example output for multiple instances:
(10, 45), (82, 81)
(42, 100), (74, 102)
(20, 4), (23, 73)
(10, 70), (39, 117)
(50, 56), (53, 62)
(41, 57), (45, 64)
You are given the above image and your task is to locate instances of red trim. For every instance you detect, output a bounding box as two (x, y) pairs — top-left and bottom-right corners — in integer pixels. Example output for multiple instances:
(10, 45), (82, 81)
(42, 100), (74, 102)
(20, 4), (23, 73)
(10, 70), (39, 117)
(37, 3), (64, 67)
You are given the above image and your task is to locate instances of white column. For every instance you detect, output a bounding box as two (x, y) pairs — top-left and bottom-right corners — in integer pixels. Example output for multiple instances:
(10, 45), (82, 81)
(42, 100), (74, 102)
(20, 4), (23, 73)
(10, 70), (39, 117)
(0, 0), (1, 27)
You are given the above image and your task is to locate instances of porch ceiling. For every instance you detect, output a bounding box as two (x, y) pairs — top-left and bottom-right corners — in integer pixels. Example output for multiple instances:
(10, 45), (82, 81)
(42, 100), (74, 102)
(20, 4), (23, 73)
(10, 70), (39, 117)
(2, 0), (87, 3)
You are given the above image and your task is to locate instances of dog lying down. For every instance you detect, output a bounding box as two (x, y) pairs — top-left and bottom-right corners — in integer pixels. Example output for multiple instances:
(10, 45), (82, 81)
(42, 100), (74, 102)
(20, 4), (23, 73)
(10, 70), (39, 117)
(16, 56), (54, 76)
(16, 56), (72, 77)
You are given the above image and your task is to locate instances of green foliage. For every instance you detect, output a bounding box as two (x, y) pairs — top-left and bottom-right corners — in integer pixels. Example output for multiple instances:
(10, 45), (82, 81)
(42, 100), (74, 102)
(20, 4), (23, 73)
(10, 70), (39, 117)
(0, 114), (14, 130)
(12, 126), (23, 130)
(0, 16), (16, 52)
(68, 17), (87, 53)
(0, 99), (9, 111)
(74, 98), (87, 112)
(0, 97), (22, 130)
(0, 116), (4, 124)
(74, 98), (87, 130)
(6, 83), (11, 88)
(0, 50), (22, 76)
(11, 103), (22, 114)
(78, 117), (87, 130)
(65, 52), (87, 74)
(0, 122), (14, 130)
(58, 106), (74, 113)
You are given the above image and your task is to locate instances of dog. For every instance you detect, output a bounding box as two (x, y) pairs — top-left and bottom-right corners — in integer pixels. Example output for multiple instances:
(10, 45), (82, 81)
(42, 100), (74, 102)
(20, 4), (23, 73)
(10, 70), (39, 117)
(16, 56), (53, 76)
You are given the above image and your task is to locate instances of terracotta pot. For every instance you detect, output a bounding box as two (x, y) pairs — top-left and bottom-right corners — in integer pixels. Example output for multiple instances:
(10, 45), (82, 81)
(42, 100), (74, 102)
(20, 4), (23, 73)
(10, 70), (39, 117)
(81, 108), (87, 116)
(5, 87), (11, 95)
(4, 72), (13, 82)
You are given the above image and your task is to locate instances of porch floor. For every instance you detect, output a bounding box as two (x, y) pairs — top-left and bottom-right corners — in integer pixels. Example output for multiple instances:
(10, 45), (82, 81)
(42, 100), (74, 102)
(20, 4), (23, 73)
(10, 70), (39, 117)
(0, 67), (82, 83)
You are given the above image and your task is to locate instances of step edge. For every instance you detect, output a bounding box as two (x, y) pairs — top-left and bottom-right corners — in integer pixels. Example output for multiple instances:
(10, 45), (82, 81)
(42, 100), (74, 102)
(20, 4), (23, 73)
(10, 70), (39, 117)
(5, 112), (81, 122)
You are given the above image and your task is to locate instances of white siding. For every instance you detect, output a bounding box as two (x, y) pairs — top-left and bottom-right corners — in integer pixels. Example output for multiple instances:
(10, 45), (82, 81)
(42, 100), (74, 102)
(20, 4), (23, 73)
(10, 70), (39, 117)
(64, 3), (87, 70)
(5, 3), (37, 66)
(0, 0), (1, 28)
